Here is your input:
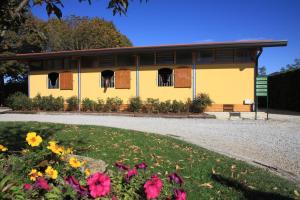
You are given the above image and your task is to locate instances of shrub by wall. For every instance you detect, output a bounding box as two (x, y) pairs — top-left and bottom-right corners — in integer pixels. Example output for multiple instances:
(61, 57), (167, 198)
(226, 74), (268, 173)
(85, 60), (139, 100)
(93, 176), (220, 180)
(268, 69), (300, 111)
(66, 96), (79, 111)
(191, 93), (213, 113)
(104, 97), (123, 112)
(82, 98), (97, 112)
(6, 92), (32, 111)
(128, 97), (142, 112)
(32, 94), (64, 111)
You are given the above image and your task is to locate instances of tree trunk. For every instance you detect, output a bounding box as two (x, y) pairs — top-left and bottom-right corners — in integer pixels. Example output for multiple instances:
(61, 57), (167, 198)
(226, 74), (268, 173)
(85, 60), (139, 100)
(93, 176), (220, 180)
(0, 74), (4, 106)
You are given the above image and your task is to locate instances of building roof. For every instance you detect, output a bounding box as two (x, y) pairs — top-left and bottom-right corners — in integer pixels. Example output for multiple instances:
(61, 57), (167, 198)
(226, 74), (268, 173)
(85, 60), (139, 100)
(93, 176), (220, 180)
(0, 40), (288, 61)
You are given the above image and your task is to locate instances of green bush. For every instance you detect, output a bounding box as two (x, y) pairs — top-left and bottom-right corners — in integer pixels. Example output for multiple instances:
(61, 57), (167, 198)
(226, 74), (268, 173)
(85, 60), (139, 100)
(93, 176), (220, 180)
(142, 98), (160, 113)
(6, 92), (32, 111)
(66, 96), (79, 111)
(171, 100), (185, 113)
(104, 97), (123, 112)
(159, 100), (172, 113)
(191, 93), (213, 113)
(128, 97), (142, 112)
(32, 94), (64, 111)
(82, 98), (97, 112)
(95, 98), (105, 112)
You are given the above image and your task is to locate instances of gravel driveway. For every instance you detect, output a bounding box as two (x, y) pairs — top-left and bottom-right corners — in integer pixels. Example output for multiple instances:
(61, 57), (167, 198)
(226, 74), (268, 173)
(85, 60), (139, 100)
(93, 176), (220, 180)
(1, 113), (300, 182)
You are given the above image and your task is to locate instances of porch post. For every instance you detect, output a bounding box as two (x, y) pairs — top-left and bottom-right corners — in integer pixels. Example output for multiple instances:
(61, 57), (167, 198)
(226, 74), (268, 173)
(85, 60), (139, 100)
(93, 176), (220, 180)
(192, 52), (197, 99)
(78, 57), (81, 112)
(136, 55), (140, 97)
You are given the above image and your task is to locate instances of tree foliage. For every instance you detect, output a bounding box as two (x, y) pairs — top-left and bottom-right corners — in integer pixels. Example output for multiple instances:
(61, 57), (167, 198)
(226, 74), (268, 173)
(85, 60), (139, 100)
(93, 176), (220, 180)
(43, 16), (132, 51)
(280, 58), (300, 72)
(258, 66), (266, 76)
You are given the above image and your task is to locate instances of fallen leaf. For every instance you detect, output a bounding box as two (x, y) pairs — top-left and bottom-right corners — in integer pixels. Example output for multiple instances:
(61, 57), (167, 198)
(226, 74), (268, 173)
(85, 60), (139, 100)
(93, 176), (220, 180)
(200, 182), (213, 189)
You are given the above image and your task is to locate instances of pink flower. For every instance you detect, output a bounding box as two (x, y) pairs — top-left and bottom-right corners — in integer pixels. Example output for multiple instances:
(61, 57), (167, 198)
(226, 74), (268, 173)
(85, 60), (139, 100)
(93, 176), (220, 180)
(87, 172), (111, 198)
(23, 183), (32, 191)
(144, 174), (163, 200)
(125, 168), (138, 182)
(174, 189), (187, 200)
(36, 177), (51, 191)
(168, 172), (184, 186)
(135, 162), (148, 170)
(66, 176), (88, 196)
(115, 162), (129, 171)
(112, 196), (118, 200)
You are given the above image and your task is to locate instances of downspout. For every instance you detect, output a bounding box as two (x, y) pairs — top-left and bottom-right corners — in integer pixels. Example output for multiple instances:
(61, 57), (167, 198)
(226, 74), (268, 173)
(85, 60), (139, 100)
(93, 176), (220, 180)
(254, 48), (263, 119)
(136, 55), (140, 97)
(78, 57), (81, 112)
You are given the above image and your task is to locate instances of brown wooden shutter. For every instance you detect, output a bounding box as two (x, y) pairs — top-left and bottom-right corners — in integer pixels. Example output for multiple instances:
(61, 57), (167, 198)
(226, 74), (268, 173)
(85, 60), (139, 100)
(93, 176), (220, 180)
(174, 67), (191, 88)
(115, 69), (130, 89)
(60, 71), (73, 90)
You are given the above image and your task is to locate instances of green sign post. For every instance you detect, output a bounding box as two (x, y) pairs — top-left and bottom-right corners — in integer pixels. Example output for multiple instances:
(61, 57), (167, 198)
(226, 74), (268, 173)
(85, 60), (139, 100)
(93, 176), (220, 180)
(255, 76), (269, 120)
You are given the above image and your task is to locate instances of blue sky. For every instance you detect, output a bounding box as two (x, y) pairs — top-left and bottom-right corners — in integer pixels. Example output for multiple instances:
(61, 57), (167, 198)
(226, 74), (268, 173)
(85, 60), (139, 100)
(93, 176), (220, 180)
(32, 0), (300, 74)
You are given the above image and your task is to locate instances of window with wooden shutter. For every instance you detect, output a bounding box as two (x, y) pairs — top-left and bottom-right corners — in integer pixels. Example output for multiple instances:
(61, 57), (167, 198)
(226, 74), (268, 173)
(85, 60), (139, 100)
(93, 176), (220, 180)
(60, 71), (73, 90)
(174, 67), (191, 88)
(115, 69), (130, 89)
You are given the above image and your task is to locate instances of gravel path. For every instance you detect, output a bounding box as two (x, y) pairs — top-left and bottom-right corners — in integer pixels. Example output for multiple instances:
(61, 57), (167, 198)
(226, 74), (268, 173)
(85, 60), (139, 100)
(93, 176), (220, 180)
(1, 113), (300, 181)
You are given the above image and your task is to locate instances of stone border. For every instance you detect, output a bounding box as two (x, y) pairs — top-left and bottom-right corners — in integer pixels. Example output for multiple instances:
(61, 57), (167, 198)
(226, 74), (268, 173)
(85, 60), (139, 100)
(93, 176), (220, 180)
(3, 110), (216, 119)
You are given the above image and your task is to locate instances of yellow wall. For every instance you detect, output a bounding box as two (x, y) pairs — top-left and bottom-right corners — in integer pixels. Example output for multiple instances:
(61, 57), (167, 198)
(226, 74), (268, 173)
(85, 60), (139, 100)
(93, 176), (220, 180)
(29, 69), (78, 99)
(139, 65), (192, 101)
(29, 63), (254, 105)
(80, 67), (136, 104)
(196, 63), (255, 104)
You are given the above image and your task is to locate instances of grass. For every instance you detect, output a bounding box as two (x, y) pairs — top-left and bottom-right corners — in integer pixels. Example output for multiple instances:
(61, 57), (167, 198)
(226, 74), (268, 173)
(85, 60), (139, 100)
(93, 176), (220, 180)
(0, 121), (299, 199)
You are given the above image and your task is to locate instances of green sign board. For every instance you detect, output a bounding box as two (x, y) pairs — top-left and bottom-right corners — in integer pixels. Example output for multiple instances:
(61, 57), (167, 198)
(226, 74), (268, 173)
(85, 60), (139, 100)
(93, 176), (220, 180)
(256, 76), (268, 97)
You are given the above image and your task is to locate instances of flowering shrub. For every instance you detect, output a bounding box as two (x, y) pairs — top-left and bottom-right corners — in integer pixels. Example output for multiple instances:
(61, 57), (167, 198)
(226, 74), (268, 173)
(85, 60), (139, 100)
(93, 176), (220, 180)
(0, 132), (187, 199)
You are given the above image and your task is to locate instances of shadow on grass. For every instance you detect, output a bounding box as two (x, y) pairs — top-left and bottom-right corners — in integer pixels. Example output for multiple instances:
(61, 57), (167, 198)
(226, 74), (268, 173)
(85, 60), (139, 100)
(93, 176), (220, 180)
(0, 123), (63, 151)
(211, 174), (294, 200)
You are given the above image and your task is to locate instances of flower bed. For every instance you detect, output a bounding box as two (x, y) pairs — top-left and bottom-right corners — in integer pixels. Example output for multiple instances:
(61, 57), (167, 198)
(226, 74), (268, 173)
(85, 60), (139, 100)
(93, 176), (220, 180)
(0, 131), (187, 199)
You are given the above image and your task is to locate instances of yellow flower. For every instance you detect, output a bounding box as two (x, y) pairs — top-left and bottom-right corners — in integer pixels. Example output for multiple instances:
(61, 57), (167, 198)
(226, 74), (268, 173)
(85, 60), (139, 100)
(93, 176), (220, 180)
(85, 168), (91, 177)
(21, 149), (29, 155)
(69, 157), (81, 168)
(47, 141), (63, 155)
(0, 144), (8, 152)
(64, 147), (73, 155)
(26, 132), (42, 147)
(45, 166), (58, 180)
(29, 169), (43, 181)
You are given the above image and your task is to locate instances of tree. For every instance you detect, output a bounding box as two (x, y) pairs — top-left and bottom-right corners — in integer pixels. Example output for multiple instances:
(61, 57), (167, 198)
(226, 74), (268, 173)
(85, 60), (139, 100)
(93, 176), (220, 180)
(258, 66), (266, 76)
(0, 14), (48, 105)
(43, 16), (132, 51)
(0, 0), (145, 43)
(280, 59), (300, 72)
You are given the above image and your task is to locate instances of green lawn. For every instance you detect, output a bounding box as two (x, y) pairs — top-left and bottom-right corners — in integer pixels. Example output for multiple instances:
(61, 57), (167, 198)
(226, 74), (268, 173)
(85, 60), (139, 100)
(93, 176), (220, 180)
(0, 121), (299, 199)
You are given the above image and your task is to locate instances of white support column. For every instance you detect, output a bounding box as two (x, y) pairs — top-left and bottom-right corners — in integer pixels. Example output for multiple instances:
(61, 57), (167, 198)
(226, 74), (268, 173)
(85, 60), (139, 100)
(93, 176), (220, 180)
(192, 52), (197, 99)
(136, 55), (140, 97)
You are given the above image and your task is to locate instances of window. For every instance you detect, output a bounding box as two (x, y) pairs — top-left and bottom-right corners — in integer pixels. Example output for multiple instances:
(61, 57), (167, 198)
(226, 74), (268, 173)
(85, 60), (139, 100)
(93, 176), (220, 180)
(196, 50), (214, 64)
(215, 49), (234, 63)
(158, 68), (173, 87)
(48, 72), (59, 89)
(82, 56), (99, 68)
(99, 55), (115, 67)
(156, 52), (174, 65)
(176, 51), (193, 65)
(101, 70), (114, 88)
(117, 54), (135, 66)
(140, 53), (154, 65)
(235, 49), (256, 63)
(29, 61), (42, 71)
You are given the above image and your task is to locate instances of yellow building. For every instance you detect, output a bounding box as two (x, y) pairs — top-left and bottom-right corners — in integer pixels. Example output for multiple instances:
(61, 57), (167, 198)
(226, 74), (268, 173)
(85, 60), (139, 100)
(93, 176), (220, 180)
(0, 40), (287, 112)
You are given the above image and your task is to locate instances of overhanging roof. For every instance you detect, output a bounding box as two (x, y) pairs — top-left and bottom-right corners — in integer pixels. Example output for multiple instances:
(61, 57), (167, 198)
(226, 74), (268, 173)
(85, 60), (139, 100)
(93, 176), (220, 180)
(0, 40), (288, 61)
